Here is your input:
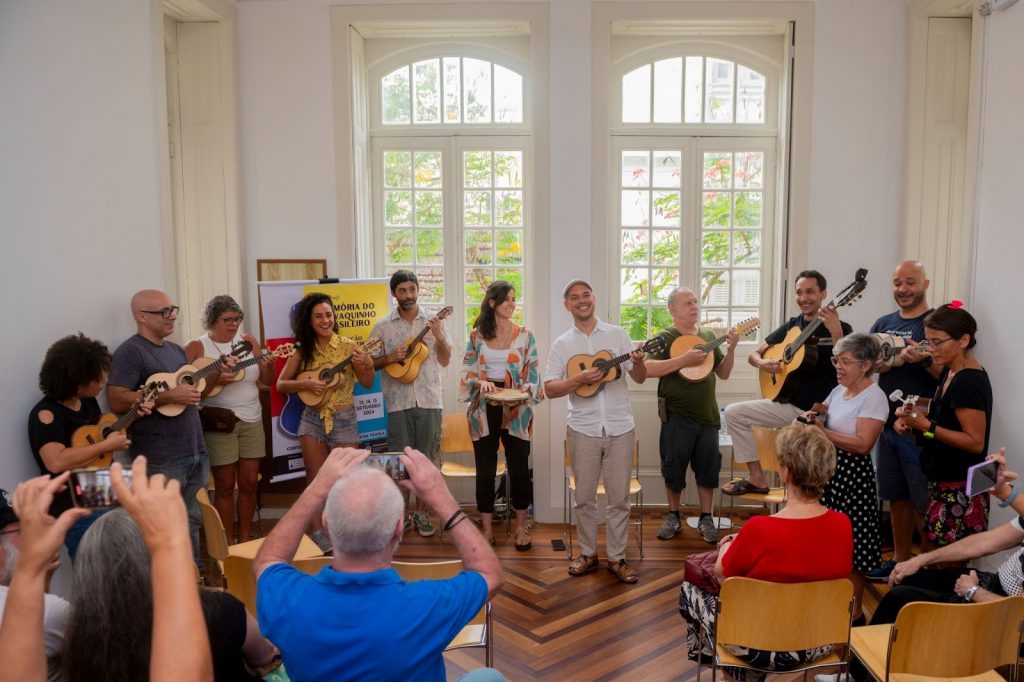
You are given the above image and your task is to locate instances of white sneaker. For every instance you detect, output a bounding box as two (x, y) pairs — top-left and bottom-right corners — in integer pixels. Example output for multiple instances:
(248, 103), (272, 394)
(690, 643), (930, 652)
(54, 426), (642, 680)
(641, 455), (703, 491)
(814, 674), (849, 682)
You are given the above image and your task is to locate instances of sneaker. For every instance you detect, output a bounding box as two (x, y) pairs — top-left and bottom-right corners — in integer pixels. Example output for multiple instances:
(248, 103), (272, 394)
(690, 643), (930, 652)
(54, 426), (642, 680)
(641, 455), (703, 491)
(657, 513), (682, 540)
(414, 511), (435, 537)
(867, 558), (896, 581)
(310, 529), (333, 556)
(403, 515), (412, 534)
(814, 674), (849, 682)
(698, 516), (719, 544)
(514, 528), (532, 551)
(607, 559), (639, 584)
(567, 554), (599, 577)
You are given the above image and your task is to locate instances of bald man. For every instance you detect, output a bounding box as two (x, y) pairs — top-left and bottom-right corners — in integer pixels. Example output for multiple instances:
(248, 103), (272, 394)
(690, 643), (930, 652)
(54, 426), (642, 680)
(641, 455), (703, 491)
(866, 261), (941, 581)
(108, 290), (233, 569)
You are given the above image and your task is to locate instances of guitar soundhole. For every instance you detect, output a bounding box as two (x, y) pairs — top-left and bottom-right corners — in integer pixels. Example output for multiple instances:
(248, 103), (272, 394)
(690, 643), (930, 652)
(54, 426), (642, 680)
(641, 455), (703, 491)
(87, 435), (96, 445)
(183, 375), (195, 386)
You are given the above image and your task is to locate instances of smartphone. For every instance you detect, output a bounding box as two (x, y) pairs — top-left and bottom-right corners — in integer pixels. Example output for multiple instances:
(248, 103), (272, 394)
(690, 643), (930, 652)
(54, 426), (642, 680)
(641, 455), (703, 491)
(68, 468), (132, 509)
(966, 460), (999, 497)
(365, 453), (409, 481)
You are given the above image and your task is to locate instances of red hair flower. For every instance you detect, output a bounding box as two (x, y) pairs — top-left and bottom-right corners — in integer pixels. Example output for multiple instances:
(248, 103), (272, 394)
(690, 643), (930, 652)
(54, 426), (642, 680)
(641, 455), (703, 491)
(948, 299), (963, 309)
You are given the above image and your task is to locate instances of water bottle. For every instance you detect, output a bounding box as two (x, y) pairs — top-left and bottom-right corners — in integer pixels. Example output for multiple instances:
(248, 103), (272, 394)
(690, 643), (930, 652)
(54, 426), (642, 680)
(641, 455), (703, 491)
(719, 407), (728, 435)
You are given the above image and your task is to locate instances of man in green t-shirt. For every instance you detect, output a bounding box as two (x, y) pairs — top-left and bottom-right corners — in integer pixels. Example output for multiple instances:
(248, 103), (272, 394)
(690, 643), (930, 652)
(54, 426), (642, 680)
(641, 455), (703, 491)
(645, 288), (738, 543)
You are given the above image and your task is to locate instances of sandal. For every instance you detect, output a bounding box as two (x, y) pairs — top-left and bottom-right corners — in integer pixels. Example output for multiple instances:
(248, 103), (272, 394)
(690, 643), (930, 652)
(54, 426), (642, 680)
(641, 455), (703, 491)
(568, 554), (599, 576)
(514, 528), (532, 551)
(721, 479), (770, 496)
(607, 559), (639, 584)
(482, 530), (495, 547)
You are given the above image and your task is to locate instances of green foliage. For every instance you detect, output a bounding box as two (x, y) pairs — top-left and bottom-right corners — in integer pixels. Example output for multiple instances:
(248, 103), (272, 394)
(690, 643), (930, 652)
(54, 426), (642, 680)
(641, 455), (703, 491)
(384, 151), (411, 188)
(415, 229), (443, 265)
(464, 152), (491, 187)
(382, 68), (410, 124)
(385, 191), (412, 226)
(385, 229), (412, 265)
(415, 191), (442, 226)
(620, 306), (649, 340)
(414, 60), (440, 122)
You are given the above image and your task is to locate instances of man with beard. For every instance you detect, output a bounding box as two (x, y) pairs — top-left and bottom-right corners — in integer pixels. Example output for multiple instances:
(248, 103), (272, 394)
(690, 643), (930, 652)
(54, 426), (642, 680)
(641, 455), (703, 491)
(369, 270), (452, 537)
(866, 260), (940, 580)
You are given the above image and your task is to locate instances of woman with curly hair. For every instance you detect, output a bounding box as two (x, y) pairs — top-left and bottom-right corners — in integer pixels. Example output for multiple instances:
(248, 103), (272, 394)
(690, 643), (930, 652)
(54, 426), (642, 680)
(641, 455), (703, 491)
(28, 333), (149, 560)
(276, 293), (375, 550)
(895, 302), (992, 547)
(185, 296), (276, 544)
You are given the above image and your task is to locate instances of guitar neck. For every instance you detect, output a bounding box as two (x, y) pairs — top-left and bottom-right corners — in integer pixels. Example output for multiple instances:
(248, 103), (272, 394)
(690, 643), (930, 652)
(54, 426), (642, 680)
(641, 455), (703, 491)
(111, 403), (144, 432)
(322, 357), (353, 381)
(699, 333), (730, 353)
(787, 317), (825, 354)
(192, 358), (226, 382)
(234, 351), (269, 372)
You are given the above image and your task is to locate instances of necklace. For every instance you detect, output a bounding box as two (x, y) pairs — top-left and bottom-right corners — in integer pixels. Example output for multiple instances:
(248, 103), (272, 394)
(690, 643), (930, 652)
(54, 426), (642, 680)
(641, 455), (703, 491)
(209, 334), (235, 355)
(492, 323), (515, 350)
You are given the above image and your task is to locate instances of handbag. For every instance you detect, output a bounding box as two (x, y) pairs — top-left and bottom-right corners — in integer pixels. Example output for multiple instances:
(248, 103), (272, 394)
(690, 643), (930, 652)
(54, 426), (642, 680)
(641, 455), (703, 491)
(683, 549), (721, 595)
(199, 406), (238, 433)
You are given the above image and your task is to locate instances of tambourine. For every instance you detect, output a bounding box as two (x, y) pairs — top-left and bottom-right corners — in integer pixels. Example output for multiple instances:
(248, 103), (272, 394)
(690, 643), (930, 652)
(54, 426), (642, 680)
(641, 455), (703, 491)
(484, 388), (530, 406)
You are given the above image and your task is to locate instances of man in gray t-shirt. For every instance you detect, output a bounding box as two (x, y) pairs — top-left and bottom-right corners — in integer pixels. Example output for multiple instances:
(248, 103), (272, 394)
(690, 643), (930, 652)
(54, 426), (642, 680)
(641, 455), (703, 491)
(108, 289), (234, 568)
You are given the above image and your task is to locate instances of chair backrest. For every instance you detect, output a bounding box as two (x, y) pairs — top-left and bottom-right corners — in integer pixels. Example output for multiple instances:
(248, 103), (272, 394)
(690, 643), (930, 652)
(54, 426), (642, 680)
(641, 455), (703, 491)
(223, 554), (258, 616)
(196, 487), (230, 562)
(441, 413), (474, 454)
(886, 597), (1024, 677)
(717, 577), (853, 652)
(392, 560), (486, 628)
(750, 426), (782, 473)
(293, 555), (332, 576)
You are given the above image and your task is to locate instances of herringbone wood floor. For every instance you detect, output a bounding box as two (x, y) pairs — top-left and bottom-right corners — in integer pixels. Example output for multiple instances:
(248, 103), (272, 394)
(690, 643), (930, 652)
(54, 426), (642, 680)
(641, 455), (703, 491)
(391, 509), (893, 681)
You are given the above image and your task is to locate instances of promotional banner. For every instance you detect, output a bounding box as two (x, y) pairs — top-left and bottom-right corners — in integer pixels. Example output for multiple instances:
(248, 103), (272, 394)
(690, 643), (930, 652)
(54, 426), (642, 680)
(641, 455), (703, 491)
(258, 279), (392, 482)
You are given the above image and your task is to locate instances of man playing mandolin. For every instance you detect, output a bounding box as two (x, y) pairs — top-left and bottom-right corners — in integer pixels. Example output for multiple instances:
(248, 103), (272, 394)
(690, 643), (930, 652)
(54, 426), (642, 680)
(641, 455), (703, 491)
(722, 271), (852, 496)
(369, 270), (452, 537)
(644, 288), (738, 543)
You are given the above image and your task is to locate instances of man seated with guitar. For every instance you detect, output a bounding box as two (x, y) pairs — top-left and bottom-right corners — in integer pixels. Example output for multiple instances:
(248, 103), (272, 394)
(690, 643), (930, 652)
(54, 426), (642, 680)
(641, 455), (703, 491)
(28, 333), (153, 561)
(722, 270), (852, 495)
(368, 270), (452, 538)
(108, 289), (237, 570)
(644, 288), (739, 544)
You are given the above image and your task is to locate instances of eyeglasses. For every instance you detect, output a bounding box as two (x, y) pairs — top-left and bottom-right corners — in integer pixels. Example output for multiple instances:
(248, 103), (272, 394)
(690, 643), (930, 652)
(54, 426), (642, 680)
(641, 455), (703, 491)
(924, 337), (955, 349)
(141, 306), (180, 319)
(219, 316), (243, 325)
(830, 357), (867, 368)
(0, 526), (20, 536)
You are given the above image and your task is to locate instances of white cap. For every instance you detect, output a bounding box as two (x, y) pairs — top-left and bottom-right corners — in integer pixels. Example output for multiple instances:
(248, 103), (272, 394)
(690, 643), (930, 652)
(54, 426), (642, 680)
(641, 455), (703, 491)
(562, 278), (593, 299)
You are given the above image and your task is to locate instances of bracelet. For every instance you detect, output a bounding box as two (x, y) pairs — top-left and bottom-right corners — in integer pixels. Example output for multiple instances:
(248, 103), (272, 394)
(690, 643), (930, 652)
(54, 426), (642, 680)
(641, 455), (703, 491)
(998, 482), (1021, 508)
(443, 510), (466, 531)
(923, 420), (937, 439)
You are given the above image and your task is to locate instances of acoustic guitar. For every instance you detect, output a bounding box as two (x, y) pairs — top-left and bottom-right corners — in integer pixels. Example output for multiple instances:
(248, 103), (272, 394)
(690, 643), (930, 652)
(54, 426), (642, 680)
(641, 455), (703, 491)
(873, 333), (931, 372)
(383, 306), (454, 384)
(670, 318), (761, 382)
(567, 337), (667, 398)
(758, 269), (868, 402)
(71, 381), (168, 468)
(202, 343), (296, 398)
(147, 341), (252, 417)
(297, 337), (385, 408)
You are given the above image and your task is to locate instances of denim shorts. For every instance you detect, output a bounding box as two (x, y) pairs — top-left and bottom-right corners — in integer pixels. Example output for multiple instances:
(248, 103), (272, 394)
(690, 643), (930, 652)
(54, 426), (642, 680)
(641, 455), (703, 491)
(875, 429), (928, 512)
(297, 406), (359, 446)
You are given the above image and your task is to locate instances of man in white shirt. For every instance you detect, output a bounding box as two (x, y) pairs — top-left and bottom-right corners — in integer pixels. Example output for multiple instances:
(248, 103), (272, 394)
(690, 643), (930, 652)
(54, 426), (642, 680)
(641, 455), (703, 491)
(544, 280), (647, 583)
(0, 488), (68, 682)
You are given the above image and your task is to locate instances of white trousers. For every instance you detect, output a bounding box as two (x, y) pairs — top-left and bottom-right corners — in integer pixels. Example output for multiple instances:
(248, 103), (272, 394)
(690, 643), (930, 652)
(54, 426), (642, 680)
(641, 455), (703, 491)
(723, 399), (802, 464)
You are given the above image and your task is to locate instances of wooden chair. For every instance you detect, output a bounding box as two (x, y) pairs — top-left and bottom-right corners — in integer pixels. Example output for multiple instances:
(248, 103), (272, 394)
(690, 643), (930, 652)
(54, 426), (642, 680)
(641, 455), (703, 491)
(562, 436), (644, 560)
(223, 554), (334, 616)
(700, 577), (854, 680)
(392, 559), (493, 668)
(196, 488), (321, 575)
(850, 597), (1024, 681)
(439, 412), (510, 536)
(723, 426), (786, 512)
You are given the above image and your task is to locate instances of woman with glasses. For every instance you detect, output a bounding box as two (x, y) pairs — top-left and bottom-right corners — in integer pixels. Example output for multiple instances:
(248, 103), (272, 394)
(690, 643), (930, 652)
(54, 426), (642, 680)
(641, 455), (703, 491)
(797, 332), (888, 624)
(895, 303), (991, 547)
(185, 296), (275, 543)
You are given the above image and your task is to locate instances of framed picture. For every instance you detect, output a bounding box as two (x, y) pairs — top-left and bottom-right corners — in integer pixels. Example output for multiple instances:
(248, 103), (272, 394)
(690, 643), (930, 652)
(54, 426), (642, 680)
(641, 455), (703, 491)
(256, 258), (327, 283)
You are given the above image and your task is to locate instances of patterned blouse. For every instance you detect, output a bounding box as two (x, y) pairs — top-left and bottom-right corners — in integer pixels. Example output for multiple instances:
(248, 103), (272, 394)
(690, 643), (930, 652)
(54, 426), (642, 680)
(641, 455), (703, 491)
(303, 333), (357, 432)
(458, 325), (544, 441)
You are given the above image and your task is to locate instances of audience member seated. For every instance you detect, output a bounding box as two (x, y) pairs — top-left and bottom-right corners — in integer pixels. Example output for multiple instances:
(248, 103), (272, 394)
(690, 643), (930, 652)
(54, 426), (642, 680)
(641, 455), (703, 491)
(254, 446), (505, 682)
(679, 424), (853, 678)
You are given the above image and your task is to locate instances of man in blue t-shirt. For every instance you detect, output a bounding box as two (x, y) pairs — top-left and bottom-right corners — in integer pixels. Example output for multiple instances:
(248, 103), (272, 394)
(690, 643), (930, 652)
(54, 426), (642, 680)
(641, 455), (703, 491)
(254, 447), (504, 682)
(866, 260), (940, 580)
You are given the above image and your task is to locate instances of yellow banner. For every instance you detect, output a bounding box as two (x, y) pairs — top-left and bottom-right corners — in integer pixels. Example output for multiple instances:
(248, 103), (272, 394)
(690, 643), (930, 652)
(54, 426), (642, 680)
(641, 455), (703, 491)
(302, 281), (392, 343)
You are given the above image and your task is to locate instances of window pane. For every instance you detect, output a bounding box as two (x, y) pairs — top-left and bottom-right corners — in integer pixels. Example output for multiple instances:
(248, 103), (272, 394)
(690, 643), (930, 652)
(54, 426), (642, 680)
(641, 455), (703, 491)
(495, 190), (522, 226)
(621, 190), (650, 227)
(652, 190), (680, 227)
(651, 230), (679, 265)
(622, 229), (649, 265)
(701, 308), (729, 329)
(443, 58), (461, 123)
(381, 67), (410, 125)
(465, 268), (492, 304)
(496, 269), (523, 299)
(736, 66), (766, 124)
(705, 58), (734, 123)
(684, 56), (703, 123)
(652, 151), (681, 188)
(732, 270), (760, 307)
(384, 190), (412, 226)
(621, 267), (650, 304)
(464, 230), (493, 265)
(702, 270), (730, 306)
(415, 229), (443, 265)
(733, 230), (761, 266)
(703, 152), (732, 189)
(415, 191), (442, 226)
(732, 309), (760, 337)
(735, 152), (764, 189)
(494, 64), (523, 123)
(464, 151), (491, 188)
(651, 268), (679, 303)
(653, 58), (682, 123)
(494, 151), (522, 188)
(651, 306), (672, 334)
(735, 192), (762, 228)
(702, 191), (730, 228)
(622, 65), (651, 123)
(463, 58), (492, 123)
(619, 306), (649, 341)
(413, 59), (440, 124)
(416, 267), (445, 304)
(464, 191), (492, 226)
(702, 231), (730, 266)
(496, 229), (523, 265)
(414, 152), (442, 188)
(385, 229), (413, 264)
(621, 151), (650, 188)
(383, 151), (412, 188)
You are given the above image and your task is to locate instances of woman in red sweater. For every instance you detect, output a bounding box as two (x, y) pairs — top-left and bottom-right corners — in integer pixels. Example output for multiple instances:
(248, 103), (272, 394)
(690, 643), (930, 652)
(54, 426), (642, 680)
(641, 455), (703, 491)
(679, 424), (853, 674)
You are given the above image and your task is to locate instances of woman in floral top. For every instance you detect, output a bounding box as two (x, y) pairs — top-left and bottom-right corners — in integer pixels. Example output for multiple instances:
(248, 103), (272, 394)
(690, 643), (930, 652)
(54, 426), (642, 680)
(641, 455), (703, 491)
(458, 281), (544, 550)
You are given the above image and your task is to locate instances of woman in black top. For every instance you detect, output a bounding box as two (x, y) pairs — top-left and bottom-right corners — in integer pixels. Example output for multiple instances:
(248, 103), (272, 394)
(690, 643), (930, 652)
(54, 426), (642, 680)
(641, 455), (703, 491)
(895, 303), (991, 547)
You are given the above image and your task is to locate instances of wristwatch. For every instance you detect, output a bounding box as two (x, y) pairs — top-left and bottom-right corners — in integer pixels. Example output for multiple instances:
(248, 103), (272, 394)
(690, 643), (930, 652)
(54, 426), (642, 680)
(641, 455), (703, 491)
(963, 585), (979, 602)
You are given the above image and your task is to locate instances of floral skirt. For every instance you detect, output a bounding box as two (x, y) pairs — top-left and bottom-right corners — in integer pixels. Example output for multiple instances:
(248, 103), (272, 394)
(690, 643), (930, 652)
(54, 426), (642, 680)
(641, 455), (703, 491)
(925, 481), (989, 546)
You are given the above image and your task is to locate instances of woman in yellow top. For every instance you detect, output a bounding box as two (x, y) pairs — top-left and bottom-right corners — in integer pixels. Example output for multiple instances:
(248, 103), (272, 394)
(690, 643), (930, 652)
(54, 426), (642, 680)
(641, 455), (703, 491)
(277, 293), (375, 549)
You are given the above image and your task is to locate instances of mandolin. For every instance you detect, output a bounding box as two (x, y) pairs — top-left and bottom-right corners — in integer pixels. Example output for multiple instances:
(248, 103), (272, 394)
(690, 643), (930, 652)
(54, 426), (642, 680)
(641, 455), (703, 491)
(383, 306), (454, 384)
(759, 269), (868, 402)
(297, 337), (385, 408)
(872, 333), (930, 372)
(566, 337), (667, 398)
(71, 381), (168, 468)
(202, 343), (296, 398)
(670, 318), (761, 382)
(147, 341), (252, 417)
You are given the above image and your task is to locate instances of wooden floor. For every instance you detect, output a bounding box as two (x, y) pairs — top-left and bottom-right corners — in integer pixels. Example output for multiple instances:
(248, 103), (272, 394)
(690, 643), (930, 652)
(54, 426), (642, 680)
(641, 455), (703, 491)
(390, 509), (893, 681)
